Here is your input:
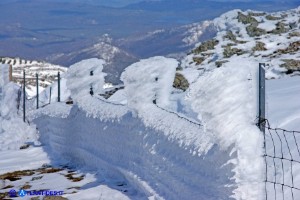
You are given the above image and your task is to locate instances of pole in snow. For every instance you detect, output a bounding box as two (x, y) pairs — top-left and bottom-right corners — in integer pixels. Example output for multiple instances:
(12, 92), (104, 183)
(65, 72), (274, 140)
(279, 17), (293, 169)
(49, 87), (52, 104)
(23, 70), (26, 122)
(57, 71), (60, 102)
(36, 73), (39, 109)
(258, 63), (266, 133)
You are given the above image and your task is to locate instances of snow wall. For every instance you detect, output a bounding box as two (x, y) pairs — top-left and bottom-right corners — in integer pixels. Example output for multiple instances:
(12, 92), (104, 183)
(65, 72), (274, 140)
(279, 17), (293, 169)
(30, 57), (265, 199)
(33, 104), (235, 200)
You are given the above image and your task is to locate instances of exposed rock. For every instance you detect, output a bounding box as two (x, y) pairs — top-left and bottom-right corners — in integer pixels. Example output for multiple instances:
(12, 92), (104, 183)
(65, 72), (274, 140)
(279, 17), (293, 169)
(192, 57), (205, 65)
(173, 73), (189, 91)
(249, 12), (265, 16)
(192, 39), (219, 54)
(276, 41), (300, 54)
(223, 46), (245, 58)
(280, 59), (300, 74)
(266, 15), (282, 20)
(246, 23), (267, 37)
(0, 170), (35, 181)
(20, 144), (30, 150)
(237, 12), (258, 24)
(215, 60), (229, 68)
(252, 41), (267, 51)
(289, 31), (300, 37)
(223, 31), (247, 44)
(223, 31), (237, 41)
(269, 22), (289, 34)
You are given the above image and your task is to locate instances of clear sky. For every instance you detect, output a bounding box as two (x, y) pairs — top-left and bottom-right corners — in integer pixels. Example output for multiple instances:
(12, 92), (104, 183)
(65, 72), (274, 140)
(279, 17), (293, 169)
(55, 0), (299, 8)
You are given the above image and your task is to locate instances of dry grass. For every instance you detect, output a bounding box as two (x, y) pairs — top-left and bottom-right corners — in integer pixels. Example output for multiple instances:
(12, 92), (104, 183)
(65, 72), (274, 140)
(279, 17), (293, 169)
(0, 170), (35, 181)
(64, 173), (84, 182)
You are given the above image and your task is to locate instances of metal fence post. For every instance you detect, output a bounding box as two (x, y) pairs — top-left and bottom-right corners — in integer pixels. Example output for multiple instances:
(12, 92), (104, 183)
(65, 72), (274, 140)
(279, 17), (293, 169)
(36, 73), (39, 109)
(57, 71), (60, 102)
(259, 63), (266, 133)
(49, 87), (52, 104)
(23, 70), (26, 122)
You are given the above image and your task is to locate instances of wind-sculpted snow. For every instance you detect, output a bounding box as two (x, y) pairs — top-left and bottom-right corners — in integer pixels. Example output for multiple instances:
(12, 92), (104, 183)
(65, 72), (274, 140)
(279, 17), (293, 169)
(187, 58), (264, 200)
(28, 57), (235, 199)
(0, 82), (38, 150)
(34, 105), (235, 200)
(29, 57), (266, 199)
(121, 57), (213, 154)
(66, 58), (106, 101)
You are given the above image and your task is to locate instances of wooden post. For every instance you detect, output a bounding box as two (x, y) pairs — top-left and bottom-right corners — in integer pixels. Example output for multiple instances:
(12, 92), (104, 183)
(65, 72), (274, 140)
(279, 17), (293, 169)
(9, 65), (12, 81)
(259, 63), (266, 133)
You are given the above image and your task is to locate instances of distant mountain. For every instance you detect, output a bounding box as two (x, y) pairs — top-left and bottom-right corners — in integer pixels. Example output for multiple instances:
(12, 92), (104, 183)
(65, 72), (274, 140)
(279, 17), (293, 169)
(47, 35), (138, 84)
(118, 21), (217, 58)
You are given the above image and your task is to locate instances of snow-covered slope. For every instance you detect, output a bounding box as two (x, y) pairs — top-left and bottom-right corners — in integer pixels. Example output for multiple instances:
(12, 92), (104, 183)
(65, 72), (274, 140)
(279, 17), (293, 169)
(0, 57), (67, 97)
(183, 7), (300, 79)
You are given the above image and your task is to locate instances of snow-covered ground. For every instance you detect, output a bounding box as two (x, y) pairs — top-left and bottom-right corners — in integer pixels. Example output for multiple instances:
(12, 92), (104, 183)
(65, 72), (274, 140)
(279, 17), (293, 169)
(265, 76), (300, 199)
(1, 54), (300, 199)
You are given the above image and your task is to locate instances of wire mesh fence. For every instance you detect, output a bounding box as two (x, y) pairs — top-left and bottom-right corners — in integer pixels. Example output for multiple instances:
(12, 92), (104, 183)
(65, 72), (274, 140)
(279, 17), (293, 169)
(263, 119), (300, 200)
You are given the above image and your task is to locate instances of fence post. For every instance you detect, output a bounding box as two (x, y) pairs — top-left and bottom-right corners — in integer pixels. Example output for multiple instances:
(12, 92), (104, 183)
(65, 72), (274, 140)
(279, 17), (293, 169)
(49, 87), (52, 104)
(36, 73), (39, 109)
(258, 63), (266, 133)
(23, 70), (26, 122)
(9, 65), (12, 82)
(57, 71), (60, 102)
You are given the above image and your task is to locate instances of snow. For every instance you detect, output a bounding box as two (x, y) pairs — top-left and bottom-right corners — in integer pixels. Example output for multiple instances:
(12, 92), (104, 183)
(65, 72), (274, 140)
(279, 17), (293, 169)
(187, 57), (264, 200)
(182, 21), (212, 46)
(1, 6), (300, 200)
(265, 76), (300, 199)
(64, 185), (131, 200)
(267, 76), (300, 129)
(0, 80), (38, 151)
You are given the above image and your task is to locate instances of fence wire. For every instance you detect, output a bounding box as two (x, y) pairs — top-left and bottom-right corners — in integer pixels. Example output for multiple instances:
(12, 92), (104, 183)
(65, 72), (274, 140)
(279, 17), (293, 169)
(262, 119), (300, 200)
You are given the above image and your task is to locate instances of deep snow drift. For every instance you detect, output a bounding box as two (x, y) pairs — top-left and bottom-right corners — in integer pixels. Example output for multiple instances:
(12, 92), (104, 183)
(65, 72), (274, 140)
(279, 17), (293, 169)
(26, 57), (265, 200)
(0, 64), (38, 151)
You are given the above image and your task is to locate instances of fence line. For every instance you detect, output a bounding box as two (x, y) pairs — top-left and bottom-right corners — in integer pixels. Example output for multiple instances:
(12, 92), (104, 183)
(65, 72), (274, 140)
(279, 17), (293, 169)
(262, 119), (300, 200)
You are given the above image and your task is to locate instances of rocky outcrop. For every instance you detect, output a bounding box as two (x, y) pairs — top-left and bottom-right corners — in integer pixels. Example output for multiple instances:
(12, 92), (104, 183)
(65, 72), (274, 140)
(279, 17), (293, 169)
(266, 15), (282, 20)
(289, 31), (300, 37)
(215, 60), (229, 68)
(276, 41), (300, 54)
(246, 23), (267, 37)
(280, 59), (300, 74)
(192, 39), (219, 54)
(269, 22), (289, 34)
(223, 46), (245, 58)
(249, 12), (265, 17)
(252, 41), (267, 51)
(237, 12), (258, 24)
(193, 57), (205, 65)
(173, 73), (189, 91)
